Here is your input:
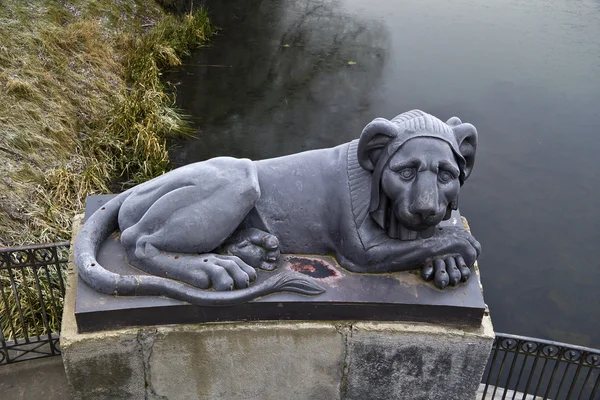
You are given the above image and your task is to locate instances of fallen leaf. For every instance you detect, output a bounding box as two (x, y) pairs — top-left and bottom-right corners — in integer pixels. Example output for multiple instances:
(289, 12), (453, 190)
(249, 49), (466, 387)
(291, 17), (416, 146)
(347, 60), (357, 65)
(283, 44), (290, 48)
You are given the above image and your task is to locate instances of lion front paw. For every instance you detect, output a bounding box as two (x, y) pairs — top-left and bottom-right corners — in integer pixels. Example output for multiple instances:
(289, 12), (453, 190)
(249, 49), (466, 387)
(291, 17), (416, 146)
(222, 228), (281, 271)
(421, 255), (472, 290)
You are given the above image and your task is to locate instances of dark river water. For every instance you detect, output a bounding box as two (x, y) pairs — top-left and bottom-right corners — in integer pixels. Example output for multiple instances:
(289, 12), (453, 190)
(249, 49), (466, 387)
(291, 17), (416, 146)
(167, 0), (600, 347)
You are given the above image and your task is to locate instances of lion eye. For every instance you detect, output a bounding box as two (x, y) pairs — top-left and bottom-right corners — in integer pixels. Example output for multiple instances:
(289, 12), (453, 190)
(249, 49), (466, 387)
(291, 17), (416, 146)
(438, 171), (455, 183)
(399, 168), (416, 180)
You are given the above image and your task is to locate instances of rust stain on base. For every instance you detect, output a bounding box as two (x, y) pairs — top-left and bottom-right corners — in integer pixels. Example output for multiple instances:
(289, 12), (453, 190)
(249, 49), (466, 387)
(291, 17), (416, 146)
(287, 256), (339, 279)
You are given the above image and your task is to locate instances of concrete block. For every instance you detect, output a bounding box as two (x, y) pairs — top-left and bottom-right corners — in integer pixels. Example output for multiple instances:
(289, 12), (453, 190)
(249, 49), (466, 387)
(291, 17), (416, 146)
(60, 330), (144, 400)
(345, 317), (494, 400)
(147, 322), (345, 400)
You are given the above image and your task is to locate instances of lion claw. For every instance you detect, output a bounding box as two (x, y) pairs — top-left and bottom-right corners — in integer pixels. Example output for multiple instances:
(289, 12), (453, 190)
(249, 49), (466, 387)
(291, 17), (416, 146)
(424, 255), (472, 290)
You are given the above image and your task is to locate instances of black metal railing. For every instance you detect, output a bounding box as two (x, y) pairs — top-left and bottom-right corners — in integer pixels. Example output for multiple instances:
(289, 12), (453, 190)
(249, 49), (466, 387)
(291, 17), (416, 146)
(0, 242), (69, 365)
(481, 333), (600, 400)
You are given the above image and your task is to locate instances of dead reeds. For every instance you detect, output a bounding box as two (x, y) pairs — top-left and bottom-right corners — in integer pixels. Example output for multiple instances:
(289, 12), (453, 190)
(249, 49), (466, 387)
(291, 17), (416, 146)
(0, 0), (214, 339)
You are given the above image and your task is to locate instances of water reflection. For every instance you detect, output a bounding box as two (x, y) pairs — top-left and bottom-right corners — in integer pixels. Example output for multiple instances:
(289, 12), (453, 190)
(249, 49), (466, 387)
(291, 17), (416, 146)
(168, 0), (389, 162)
(168, 0), (600, 347)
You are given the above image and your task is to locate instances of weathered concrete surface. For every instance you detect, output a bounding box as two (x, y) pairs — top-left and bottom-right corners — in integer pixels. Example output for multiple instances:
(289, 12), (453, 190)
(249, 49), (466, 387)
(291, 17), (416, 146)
(0, 357), (72, 400)
(345, 317), (494, 400)
(0, 356), (511, 400)
(62, 215), (494, 400)
(145, 322), (345, 400)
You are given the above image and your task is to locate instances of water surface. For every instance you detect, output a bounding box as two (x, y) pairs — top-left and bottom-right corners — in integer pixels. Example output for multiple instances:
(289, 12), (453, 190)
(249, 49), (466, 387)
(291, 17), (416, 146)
(168, 0), (600, 347)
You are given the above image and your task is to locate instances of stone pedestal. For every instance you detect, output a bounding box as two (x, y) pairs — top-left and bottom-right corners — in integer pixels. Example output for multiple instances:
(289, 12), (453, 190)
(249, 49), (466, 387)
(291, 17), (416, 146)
(61, 214), (494, 400)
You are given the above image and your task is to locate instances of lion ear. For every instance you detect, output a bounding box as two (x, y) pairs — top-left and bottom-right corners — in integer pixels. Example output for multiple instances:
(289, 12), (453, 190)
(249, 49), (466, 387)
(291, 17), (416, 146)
(446, 116), (462, 127)
(357, 118), (399, 171)
(452, 122), (478, 182)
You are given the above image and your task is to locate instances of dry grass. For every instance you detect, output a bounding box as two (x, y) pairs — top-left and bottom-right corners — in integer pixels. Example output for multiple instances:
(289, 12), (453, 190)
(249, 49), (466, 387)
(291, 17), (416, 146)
(0, 0), (214, 245)
(0, 0), (214, 339)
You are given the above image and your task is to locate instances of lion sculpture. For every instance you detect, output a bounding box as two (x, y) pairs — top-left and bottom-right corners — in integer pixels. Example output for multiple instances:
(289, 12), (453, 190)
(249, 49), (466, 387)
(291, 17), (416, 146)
(75, 110), (481, 305)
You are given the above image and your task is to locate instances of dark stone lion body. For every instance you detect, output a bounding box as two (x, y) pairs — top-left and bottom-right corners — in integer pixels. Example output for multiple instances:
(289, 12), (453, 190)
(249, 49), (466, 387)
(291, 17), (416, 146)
(74, 110), (481, 304)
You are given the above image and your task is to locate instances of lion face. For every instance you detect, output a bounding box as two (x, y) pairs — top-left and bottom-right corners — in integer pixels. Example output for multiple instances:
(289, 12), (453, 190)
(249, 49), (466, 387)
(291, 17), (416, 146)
(380, 138), (460, 231)
(357, 110), (477, 240)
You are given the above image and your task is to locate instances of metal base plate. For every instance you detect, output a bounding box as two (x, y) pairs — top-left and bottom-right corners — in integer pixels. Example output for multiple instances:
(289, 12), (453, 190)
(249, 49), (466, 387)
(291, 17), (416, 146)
(75, 195), (486, 333)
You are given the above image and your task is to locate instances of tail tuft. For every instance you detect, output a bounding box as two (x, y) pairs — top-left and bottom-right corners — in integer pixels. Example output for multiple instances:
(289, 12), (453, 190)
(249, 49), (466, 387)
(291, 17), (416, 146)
(266, 272), (326, 296)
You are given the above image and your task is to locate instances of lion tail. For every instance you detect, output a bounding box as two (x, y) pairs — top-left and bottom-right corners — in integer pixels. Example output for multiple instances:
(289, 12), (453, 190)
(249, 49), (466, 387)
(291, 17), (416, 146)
(74, 194), (325, 306)
(257, 272), (326, 297)
(134, 271), (325, 306)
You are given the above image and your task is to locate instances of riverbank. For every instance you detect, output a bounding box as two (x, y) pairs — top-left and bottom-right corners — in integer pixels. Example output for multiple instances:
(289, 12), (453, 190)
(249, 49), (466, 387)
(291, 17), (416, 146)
(0, 0), (214, 340)
(0, 0), (214, 247)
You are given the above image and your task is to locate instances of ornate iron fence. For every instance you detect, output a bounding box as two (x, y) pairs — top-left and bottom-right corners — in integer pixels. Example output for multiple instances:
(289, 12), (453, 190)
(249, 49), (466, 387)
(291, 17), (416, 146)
(0, 242), (69, 365)
(481, 333), (600, 400)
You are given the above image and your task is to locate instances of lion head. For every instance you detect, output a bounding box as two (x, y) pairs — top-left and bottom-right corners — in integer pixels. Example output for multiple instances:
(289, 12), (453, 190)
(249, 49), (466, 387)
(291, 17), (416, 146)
(357, 110), (478, 240)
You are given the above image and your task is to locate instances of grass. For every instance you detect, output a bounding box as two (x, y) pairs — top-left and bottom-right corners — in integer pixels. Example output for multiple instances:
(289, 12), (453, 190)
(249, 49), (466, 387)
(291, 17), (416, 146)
(0, 0), (215, 340)
(0, 245), (69, 341)
(0, 0), (215, 245)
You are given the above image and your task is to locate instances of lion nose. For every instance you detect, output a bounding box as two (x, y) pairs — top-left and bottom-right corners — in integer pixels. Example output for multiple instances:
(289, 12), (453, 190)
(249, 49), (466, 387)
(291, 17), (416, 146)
(411, 195), (437, 221)
(414, 208), (436, 220)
